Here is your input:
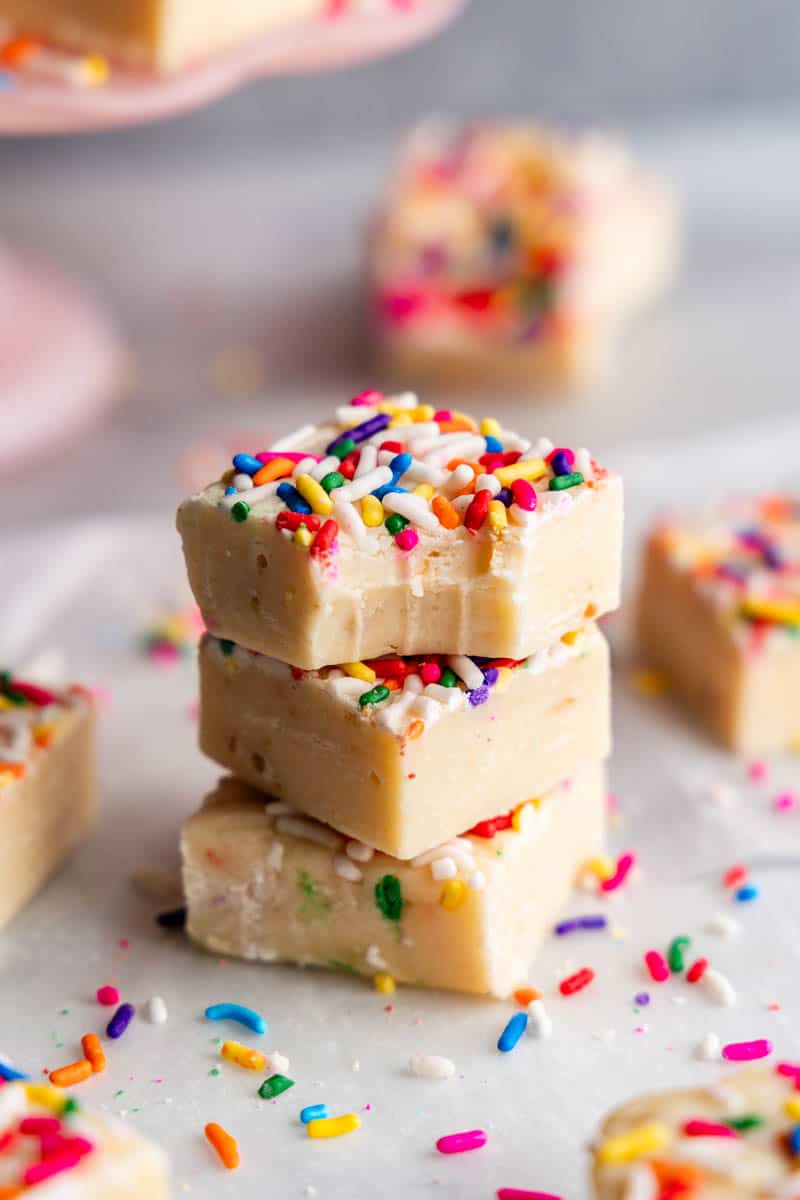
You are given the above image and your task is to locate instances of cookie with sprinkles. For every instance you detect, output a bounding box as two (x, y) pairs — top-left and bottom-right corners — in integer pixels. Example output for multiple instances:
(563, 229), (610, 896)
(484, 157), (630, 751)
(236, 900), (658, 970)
(0, 672), (95, 929)
(176, 392), (623, 669)
(637, 495), (800, 751)
(198, 624), (609, 858)
(592, 1066), (800, 1198)
(181, 762), (605, 996)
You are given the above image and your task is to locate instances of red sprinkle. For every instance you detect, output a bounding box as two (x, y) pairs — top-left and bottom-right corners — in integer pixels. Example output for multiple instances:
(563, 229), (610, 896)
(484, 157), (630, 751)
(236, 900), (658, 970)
(3, 679), (57, 707)
(96, 985), (120, 1007)
(464, 812), (514, 839)
(722, 864), (748, 889)
(559, 968), (594, 996)
(275, 511), (321, 533)
(601, 851), (636, 893)
(19, 1116), (61, 1136)
(644, 950), (670, 983)
(511, 479), (538, 511)
(686, 958), (709, 983)
(365, 657), (408, 680)
(464, 489), (491, 534)
(683, 1119), (738, 1139)
(309, 519), (339, 562)
(379, 440), (405, 454)
(419, 662), (441, 685)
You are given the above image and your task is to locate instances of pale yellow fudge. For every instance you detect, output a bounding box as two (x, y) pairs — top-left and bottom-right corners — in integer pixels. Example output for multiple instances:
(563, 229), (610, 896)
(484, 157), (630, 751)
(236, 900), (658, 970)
(370, 121), (678, 391)
(0, 1081), (168, 1197)
(638, 495), (800, 752)
(592, 1067), (800, 1199)
(182, 761), (605, 997)
(199, 623), (609, 858)
(0, 673), (95, 929)
(176, 396), (623, 670)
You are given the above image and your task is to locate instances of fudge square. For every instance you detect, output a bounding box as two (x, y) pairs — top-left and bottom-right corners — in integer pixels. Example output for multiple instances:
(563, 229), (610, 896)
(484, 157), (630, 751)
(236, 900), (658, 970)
(199, 623), (610, 859)
(592, 1068), (800, 1198)
(176, 395), (623, 670)
(182, 762), (606, 997)
(369, 121), (678, 390)
(0, 673), (95, 929)
(638, 494), (800, 752)
(0, 1081), (168, 1197)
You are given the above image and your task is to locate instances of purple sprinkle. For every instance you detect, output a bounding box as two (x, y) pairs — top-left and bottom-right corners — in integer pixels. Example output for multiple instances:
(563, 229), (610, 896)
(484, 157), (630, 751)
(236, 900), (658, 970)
(549, 449), (574, 477)
(634, 992), (650, 1007)
(326, 413), (390, 453)
(554, 914), (607, 936)
(468, 685), (490, 707)
(106, 1002), (135, 1040)
(482, 667), (499, 687)
(496, 487), (513, 507)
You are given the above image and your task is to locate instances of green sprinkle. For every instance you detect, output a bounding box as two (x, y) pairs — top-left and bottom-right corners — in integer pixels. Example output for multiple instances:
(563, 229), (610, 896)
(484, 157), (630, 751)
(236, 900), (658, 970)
(320, 471), (345, 493)
(231, 500), (250, 522)
(723, 1113), (764, 1132)
(62, 1098), (80, 1118)
(209, 1067), (221, 1076)
(375, 874), (403, 922)
(667, 935), (691, 974)
(258, 1074), (295, 1100)
(330, 438), (355, 461)
(384, 513), (409, 535)
(358, 684), (391, 708)
(327, 959), (357, 974)
(219, 639), (235, 657)
(439, 668), (458, 688)
(549, 472), (584, 492)
(297, 869), (330, 916)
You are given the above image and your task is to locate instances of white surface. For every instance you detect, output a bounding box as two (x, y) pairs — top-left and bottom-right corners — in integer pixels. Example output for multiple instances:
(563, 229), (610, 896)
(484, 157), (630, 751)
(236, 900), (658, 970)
(2, 114), (800, 1198)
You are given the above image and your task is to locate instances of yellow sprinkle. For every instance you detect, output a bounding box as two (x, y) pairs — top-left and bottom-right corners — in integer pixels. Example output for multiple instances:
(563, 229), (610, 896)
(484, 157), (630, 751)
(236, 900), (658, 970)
(79, 53), (109, 85)
(24, 1085), (65, 1113)
(561, 629), (581, 646)
(221, 1041), (266, 1072)
(294, 526), (313, 547)
(440, 879), (467, 911)
(630, 668), (669, 696)
(373, 973), (396, 994)
(411, 404), (435, 422)
(361, 495), (384, 527)
(597, 1122), (671, 1165)
(494, 458), (547, 486)
(786, 1096), (800, 1120)
(511, 801), (533, 831)
(389, 413), (413, 428)
(480, 417), (502, 437)
(493, 666), (513, 693)
(295, 473), (333, 516)
(342, 662), (376, 684)
(414, 483), (434, 500)
(307, 1113), (361, 1139)
(740, 597), (800, 625)
(0, 697), (13, 710)
(488, 500), (507, 531)
(585, 855), (614, 881)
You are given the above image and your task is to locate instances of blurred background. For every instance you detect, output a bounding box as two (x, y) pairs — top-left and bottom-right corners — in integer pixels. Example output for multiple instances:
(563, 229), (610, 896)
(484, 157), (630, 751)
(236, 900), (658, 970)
(1, 0), (799, 529)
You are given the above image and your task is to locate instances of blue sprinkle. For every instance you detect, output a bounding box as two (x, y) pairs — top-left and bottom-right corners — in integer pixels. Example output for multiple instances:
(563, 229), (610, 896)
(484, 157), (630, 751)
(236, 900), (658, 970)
(468, 684), (490, 707)
(389, 453), (413, 478)
(496, 487), (513, 506)
(790, 1124), (800, 1157)
(634, 991), (650, 1007)
(549, 450), (574, 477)
(735, 883), (759, 903)
(482, 667), (499, 687)
(277, 481), (312, 514)
(484, 436), (503, 454)
(372, 482), (408, 501)
(224, 486), (237, 495)
(205, 1003), (267, 1035)
(0, 1061), (29, 1082)
(232, 453), (262, 476)
(497, 1012), (528, 1053)
(300, 1103), (329, 1124)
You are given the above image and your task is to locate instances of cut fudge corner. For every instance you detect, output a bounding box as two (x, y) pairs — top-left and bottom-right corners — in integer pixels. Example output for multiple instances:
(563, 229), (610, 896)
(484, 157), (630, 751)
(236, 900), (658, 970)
(180, 761), (607, 998)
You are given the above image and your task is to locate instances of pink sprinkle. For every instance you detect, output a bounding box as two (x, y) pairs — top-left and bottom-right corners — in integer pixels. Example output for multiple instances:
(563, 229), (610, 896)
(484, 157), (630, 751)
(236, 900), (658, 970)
(747, 759), (768, 782)
(773, 791), (798, 812)
(511, 479), (537, 512)
(433, 409), (453, 421)
(419, 662), (441, 685)
(395, 528), (419, 552)
(683, 1119), (739, 1138)
(644, 950), (670, 983)
(18, 1116), (61, 1136)
(601, 851), (636, 893)
(255, 451), (322, 464)
(97, 985), (120, 1006)
(436, 1129), (487, 1155)
(498, 1192), (564, 1200)
(149, 643), (180, 666)
(722, 1038), (773, 1062)
(777, 1062), (800, 1079)
(351, 389), (383, 407)
(25, 1150), (86, 1186)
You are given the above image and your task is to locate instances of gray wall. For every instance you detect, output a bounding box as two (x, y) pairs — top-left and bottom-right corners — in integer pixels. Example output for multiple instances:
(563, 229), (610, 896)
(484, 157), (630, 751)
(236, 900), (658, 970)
(3, 0), (800, 166)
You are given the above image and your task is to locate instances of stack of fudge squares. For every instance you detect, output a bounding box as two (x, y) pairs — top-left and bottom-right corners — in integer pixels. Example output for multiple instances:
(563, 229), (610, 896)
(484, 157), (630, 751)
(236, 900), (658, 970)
(176, 392), (623, 996)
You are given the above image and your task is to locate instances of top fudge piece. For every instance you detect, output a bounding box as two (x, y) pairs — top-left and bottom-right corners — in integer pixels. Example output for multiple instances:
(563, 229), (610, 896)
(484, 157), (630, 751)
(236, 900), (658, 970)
(0, 1080), (168, 1197)
(592, 1067), (800, 1198)
(177, 393), (623, 669)
(638, 494), (800, 751)
(369, 120), (678, 389)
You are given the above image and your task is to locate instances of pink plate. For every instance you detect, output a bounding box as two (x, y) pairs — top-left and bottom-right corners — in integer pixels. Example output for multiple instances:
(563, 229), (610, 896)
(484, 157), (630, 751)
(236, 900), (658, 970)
(0, 249), (125, 473)
(0, 0), (466, 134)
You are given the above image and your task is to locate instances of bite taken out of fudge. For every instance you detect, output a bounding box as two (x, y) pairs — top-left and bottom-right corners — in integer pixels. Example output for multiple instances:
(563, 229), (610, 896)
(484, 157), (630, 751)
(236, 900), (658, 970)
(182, 761), (606, 998)
(177, 393), (623, 670)
(638, 494), (800, 752)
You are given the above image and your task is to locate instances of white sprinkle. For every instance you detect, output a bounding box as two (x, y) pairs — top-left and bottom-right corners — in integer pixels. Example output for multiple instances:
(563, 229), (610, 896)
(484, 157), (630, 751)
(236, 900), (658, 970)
(502, 432), (532, 453)
(329, 676), (370, 703)
(409, 1054), (456, 1080)
(697, 1032), (721, 1060)
(400, 458), (448, 487)
(701, 967), (737, 1007)
(441, 463), (475, 498)
(451, 493), (473, 514)
(365, 944), (387, 970)
(508, 503), (536, 527)
(529, 436), (554, 459)
(291, 456), (318, 479)
(353, 444), (378, 478)
(305, 1186), (318, 1198)
(264, 800), (296, 817)
(233, 473), (254, 491)
(447, 655), (485, 691)
(336, 466), (392, 503)
(345, 840), (374, 863)
(265, 1051), (290, 1075)
(527, 999), (553, 1039)
(271, 424), (316, 451)
(332, 499), (369, 549)
(707, 912), (740, 938)
(311, 455), (341, 482)
(467, 870), (486, 891)
(334, 854), (362, 882)
(275, 815), (342, 849)
(574, 447), (594, 480)
(475, 473), (501, 496)
(382, 492), (440, 532)
(336, 405), (377, 426)
(266, 842), (284, 872)
(386, 390), (418, 409)
(431, 857), (457, 880)
(351, 1060), (361, 1072)
(146, 996), (168, 1025)
(424, 434), (485, 467)
(219, 481), (280, 510)
(623, 1164), (658, 1200)
(403, 673), (424, 694)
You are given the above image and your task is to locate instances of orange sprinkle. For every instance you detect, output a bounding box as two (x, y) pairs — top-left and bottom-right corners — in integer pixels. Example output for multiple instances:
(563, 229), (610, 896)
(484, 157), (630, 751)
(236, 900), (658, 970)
(0, 36), (42, 68)
(252, 457), (294, 486)
(33, 729), (54, 749)
(205, 1122), (240, 1170)
(437, 417), (475, 433)
(513, 986), (542, 1007)
(432, 495), (461, 530)
(406, 719), (425, 740)
(49, 1059), (92, 1088)
(583, 603), (598, 619)
(0, 763), (25, 779)
(445, 458), (481, 474)
(81, 1034), (106, 1074)
(649, 1159), (702, 1188)
(0, 1186), (22, 1199)
(383, 678), (401, 692)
